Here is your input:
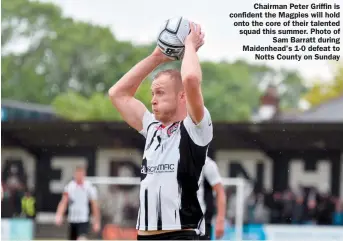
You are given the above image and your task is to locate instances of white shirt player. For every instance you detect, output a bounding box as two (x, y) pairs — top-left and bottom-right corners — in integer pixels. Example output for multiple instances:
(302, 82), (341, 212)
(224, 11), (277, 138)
(136, 107), (213, 235)
(198, 157), (222, 214)
(64, 180), (98, 223)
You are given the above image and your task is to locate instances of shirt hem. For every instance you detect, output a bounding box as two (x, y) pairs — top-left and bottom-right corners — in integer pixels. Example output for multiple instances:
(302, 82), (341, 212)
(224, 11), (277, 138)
(68, 219), (90, 223)
(136, 225), (199, 231)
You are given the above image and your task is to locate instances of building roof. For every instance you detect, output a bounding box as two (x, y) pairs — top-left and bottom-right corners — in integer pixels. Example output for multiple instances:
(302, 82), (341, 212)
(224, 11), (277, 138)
(1, 99), (55, 114)
(2, 121), (343, 153)
(279, 95), (343, 122)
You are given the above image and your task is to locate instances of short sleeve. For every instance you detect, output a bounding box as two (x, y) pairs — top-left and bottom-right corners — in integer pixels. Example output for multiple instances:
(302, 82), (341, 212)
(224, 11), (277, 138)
(63, 182), (70, 194)
(183, 107), (213, 146)
(204, 157), (222, 187)
(139, 110), (157, 138)
(88, 184), (98, 201)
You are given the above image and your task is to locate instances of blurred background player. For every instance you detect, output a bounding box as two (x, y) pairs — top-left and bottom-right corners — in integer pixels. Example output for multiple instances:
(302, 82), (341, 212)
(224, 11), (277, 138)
(55, 166), (100, 240)
(199, 157), (226, 240)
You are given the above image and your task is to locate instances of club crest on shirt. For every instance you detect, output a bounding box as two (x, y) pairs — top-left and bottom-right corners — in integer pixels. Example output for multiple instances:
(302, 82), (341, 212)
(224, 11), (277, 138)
(156, 125), (164, 130)
(167, 122), (179, 137)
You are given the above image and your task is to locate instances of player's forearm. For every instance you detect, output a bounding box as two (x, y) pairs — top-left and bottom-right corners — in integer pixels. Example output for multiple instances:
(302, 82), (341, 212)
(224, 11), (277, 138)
(181, 43), (202, 87)
(180, 43), (204, 123)
(92, 203), (100, 223)
(108, 55), (162, 98)
(56, 201), (67, 217)
(216, 187), (226, 221)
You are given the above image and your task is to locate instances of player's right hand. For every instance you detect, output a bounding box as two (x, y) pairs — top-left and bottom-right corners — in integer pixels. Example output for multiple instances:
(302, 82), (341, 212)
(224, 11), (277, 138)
(55, 214), (63, 226)
(151, 46), (174, 63)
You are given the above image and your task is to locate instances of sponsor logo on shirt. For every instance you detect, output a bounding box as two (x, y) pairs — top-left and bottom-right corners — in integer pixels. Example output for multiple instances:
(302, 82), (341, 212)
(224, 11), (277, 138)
(141, 164), (175, 174)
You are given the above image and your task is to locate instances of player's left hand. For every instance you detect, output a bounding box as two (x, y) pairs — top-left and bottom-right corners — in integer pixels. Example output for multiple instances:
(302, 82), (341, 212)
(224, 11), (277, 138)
(184, 22), (205, 51)
(92, 222), (100, 233)
(215, 218), (225, 239)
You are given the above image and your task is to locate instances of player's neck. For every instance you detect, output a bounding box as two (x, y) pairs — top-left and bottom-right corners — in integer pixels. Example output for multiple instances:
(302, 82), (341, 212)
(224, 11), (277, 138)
(162, 113), (186, 127)
(173, 108), (187, 123)
(75, 179), (84, 185)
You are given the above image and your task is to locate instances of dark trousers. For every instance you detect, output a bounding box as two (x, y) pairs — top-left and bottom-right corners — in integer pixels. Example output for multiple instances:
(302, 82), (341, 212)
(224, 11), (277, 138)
(137, 230), (199, 240)
(68, 222), (89, 240)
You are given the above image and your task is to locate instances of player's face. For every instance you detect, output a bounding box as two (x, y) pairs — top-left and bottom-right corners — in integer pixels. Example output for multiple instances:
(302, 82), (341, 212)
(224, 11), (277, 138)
(151, 75), (182, 123)
(74, 169), (85, 182)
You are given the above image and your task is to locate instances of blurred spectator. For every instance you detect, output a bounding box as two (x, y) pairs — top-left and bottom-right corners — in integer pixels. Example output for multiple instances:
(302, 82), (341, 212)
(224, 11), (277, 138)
(253, 193), (270, 224)
(316, 191), (335, 225)
(12, 188), (24, 216)
(21, 190), (36, 219)
(225, 184), (339, 226)
(281, 189), (294, 224)
(333, 199), (343, 225)
(292, 191), (304, 224)
(5, 165), (23, 191)
(1, 184), (14, 218)
(303, 190), (317, 224)
(269, 192), (283, 224)
(246, 193), (256, 223)
(1, 163), (28, 218)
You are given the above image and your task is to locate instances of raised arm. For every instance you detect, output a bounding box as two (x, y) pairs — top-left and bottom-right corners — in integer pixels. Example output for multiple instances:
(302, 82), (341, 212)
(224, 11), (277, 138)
(181, 23), (212, 146)
(181, 23), (205, 124)
(108, 48), (170, 132)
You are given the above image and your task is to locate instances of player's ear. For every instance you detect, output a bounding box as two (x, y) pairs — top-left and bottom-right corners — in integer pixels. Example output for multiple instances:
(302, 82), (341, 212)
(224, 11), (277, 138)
(179, 91), (186, 101)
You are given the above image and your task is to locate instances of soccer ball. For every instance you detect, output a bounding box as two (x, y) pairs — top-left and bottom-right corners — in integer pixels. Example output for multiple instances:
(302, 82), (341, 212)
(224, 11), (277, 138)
(157, 17), (191, 60)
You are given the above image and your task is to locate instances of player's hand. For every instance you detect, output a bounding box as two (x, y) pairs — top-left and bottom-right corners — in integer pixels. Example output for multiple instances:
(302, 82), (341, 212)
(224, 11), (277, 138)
(151, 46), (174, 63)
(215, 218), (225, 239)
(55, 214), (63, 226)
(92, 221), (100, 233)
(184, 22), (205, 52)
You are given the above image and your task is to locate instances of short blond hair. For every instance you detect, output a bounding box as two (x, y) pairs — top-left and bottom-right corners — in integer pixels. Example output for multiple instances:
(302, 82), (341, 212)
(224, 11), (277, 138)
(154, 69), (183, 91)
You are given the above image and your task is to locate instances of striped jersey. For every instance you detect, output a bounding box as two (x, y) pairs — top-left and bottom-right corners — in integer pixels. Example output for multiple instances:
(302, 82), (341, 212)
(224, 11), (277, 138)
(64, 180), (97, 223)
(198, 157), (222, 222)
(136, 107), (213, 235)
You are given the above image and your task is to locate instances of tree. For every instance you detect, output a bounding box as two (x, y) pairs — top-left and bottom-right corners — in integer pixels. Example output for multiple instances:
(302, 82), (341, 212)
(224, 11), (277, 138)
(52, 80), (152, 121)
(303, 62), (343, 106)
(2, 0), (153, 103)
(2, 0), (65, 103)
(52, 91), (120, 121)
(200, 61), (259, 121)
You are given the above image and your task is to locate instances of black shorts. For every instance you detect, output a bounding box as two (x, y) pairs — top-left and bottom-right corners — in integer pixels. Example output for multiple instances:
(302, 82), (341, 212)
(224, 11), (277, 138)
(69, 222), (89, 240)
(199, 223), (212, 240)
(137, 230), (199, 240)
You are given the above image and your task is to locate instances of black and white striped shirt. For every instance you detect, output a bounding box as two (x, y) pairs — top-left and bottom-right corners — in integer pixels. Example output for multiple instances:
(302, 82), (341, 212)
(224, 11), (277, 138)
(136, 107), (213, 235)
(64, 180), (97, 223)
